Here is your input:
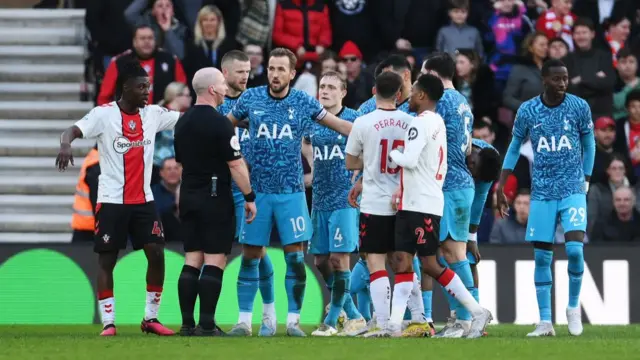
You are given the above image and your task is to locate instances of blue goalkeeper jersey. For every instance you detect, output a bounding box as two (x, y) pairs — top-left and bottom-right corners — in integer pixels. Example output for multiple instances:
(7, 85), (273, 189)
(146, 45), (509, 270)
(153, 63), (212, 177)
(357, 96), (416, 116)
(511, 94), (594, 201)
(218, 95), (251, 194)
(309, 107), (359, 211)
(437, 88), (474, 192)
(231, 86), (327, 194)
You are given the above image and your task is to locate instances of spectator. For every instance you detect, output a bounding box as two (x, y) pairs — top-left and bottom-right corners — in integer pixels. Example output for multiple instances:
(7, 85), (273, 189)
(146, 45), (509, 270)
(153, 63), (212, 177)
(591, 186), (640, 242)
(85, 0), (134, 72)
(319, 50), (338, 74)
(171, 0), (241, 39)
(339, 41), (373, 109)
(592, 116), (635, 185)
(244, 43), (268, 88)
(183, 5), (237, 85)
(472, 120), (496, 145)
(394, 0), (447, 60)
(235, 0), (272, 48)
(572, 0), (619, 36)
(536, 0), (576, 50)
(71, 145), (99, 243)
(272, 0), (332, 67)
(486, 0), (534, 94)
(503, 32), (548, 113)
(613, 48), (640, 120)
(153, 82), (192, 184)
(587, 154), (631, 237)
(548, 37), (569, 59)
(454, 49), (498, 121)
(490, 189), (530, 244)
(97, 25), (187, 106)
(604, 13), (632, 68)
(326, 0), (383, 61)
(614, 89), (640, 177)
(564, 17), (616, 118)
(436, 0), (484, 59)
(125, 0), (188, 59)
(151, 157), (182, 242)
(293, 62), (318, 97)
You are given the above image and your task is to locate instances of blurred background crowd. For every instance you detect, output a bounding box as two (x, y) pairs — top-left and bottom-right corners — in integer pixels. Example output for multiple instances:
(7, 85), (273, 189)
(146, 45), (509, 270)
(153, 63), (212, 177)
(32, 0), (640, 244)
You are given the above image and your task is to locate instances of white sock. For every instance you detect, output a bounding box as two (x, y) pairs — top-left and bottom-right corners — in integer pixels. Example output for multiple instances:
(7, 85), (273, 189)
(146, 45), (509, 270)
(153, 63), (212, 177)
(144, 289), (162, 321)
(238, 312), (252, 326)
(389, 273), (414, 327)
(407, 273), (426, 322)
(99, 297), (115, 327)
(263, 302), (276, 318)
(437, 269), (483, 316)
(370, 270), (391, 329)
(287, 313), (300, 326)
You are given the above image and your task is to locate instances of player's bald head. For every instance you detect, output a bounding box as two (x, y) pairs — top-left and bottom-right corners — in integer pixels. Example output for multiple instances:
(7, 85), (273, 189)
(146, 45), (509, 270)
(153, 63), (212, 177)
(192, 67), (224, 95)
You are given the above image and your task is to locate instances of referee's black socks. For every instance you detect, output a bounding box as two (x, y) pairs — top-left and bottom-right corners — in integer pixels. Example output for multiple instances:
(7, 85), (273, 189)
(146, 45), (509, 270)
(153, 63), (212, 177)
(178, 265), (200, 328)
(198, 265), (224, 330)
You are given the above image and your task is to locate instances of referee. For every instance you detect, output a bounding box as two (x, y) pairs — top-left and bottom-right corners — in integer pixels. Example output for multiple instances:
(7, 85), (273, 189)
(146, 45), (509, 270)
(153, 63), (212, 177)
(174, 67), (257, 336)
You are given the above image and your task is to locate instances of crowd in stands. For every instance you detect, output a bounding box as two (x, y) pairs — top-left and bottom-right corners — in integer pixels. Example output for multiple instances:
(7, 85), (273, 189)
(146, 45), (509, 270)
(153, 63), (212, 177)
(65, 0), (640, 243)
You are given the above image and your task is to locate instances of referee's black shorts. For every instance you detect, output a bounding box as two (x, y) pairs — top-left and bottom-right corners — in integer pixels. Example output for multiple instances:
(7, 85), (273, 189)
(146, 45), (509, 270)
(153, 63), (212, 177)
(179, 191), (235, 255)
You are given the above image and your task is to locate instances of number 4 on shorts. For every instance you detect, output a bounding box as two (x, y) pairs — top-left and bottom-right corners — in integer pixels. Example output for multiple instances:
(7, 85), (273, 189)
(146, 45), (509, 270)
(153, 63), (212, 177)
(334, 228), (343, 246)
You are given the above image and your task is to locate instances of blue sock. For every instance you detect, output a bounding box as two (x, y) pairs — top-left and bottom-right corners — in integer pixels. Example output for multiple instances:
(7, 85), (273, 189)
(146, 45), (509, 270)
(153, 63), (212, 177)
(285, 251), (306, 315)
(324, 271), (351, 327)
(351, 259), (371, 321)
(258, 253), (275, 305)
(422, 290), (433, 320)
(471, 287), (479, 303)
(534, 248), (553, 322)
(412, 256), (422, 280)
(449, 259), (474, 321)
(565, 242), (584, 309)
(237, 257), (260, 314)
(325, 273), (334, 291)
(342, 291), (361, 320)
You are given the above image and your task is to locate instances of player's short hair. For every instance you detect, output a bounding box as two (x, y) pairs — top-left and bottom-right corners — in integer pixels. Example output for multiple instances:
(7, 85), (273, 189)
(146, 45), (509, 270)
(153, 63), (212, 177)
(573, 17), (595, 32)
(541, 59), (566, 77)
(477, 147), (501, 183)
(449, 0), (469, 10)
(116, 59), (148, 91)
(269, 47), (297, 70)
(320, 71), (347, 90)
(221, 50), (249, 68)
(375, 54), (411, 78)
(415, 73), (444, 102)
(422, 52), (456, 80)
(625, 89), (640, 108)
(375, 71), (403, 100)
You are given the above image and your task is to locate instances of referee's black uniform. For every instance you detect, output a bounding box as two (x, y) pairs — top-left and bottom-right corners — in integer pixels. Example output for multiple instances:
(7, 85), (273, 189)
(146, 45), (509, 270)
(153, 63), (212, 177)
(174, 104), (241, 335)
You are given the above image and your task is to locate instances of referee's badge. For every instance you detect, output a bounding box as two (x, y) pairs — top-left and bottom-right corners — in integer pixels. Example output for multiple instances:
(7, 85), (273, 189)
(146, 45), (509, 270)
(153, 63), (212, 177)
(230, 135), (241, 151)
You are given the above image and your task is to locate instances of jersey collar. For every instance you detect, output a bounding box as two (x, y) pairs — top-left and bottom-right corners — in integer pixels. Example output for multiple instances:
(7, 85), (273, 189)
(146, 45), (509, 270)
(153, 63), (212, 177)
(267, 86), (291, 101)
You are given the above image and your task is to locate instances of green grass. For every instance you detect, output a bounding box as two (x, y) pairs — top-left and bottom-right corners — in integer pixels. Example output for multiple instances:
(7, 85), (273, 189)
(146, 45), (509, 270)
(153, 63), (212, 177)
(1, 325), (639, 360)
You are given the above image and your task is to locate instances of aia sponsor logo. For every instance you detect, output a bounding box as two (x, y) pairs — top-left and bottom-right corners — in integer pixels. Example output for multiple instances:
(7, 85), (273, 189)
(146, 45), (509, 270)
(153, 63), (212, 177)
(113, 136), (151, 154)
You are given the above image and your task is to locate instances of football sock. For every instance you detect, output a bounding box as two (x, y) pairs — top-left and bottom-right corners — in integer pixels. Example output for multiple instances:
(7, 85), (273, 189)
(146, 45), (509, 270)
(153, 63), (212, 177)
(144, 284), (163, 321)
(566, 242), (584, 308)
(258, 253), (275, 306)
(449, 259), (474, 321)
(391, 273), (416, 327)
(324, 270), (351, 327)
(98, 289), (115, 327)
(237, 257), (260, 326)
(177, 265), (200, 327)
(436, 268), (483, 316)
(412, 256), (422, 280)
(471, 287), (479, 303)
(407, 273), (426, 322)
(198, 265), (223, 330)
(422, 290), (433, 322)
(370, 270), (391, 329)
(439, 257), (457, 312)
(350, 259), (371, 321)
(285, 251), (306, 323)
(534, 248), (553, 322)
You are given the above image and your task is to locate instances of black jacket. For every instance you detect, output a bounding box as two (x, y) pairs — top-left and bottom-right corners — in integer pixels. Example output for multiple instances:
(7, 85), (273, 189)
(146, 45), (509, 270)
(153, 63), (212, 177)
(564, 47), (616, 118)
(183, 36), (239, 96)
(591, 209), (640, 242)
(86, 0), (134, 56)
(327, 0), (382, 61)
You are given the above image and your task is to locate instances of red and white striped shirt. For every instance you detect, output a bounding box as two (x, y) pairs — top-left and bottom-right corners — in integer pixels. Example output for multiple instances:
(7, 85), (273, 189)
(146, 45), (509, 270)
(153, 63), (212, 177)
(74, 102), (180, 204)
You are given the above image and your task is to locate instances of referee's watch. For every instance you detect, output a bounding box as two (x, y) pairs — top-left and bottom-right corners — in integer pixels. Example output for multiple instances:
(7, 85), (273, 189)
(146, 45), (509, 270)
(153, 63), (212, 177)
(244, 191), (256, 203)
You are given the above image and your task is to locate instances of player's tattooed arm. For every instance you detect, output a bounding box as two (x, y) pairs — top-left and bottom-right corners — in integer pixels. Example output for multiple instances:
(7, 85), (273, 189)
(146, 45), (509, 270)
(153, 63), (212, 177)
(317, 111), (353, 136)
(56, 125), (83, 171)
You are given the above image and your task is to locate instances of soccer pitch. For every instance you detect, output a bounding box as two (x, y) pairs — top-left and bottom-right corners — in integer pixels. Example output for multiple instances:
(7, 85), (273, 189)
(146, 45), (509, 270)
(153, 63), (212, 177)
(1, 325), (639, 360)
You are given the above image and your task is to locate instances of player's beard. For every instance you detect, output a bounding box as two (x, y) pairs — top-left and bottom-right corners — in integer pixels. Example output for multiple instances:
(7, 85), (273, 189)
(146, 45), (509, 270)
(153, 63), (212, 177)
(229, 82), (245, 94)
(269, 81), (289, 94)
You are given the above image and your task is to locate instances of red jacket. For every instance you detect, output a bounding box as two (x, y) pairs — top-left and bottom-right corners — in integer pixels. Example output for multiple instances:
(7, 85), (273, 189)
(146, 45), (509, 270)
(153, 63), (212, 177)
(272, 0), (332, 64)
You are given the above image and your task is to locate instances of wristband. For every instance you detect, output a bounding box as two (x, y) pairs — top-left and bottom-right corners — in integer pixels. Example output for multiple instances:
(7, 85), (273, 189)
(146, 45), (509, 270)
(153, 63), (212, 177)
(584, 181), (590, 193)
(244, 191), (256, 202)
(468, 232), (477, 242)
